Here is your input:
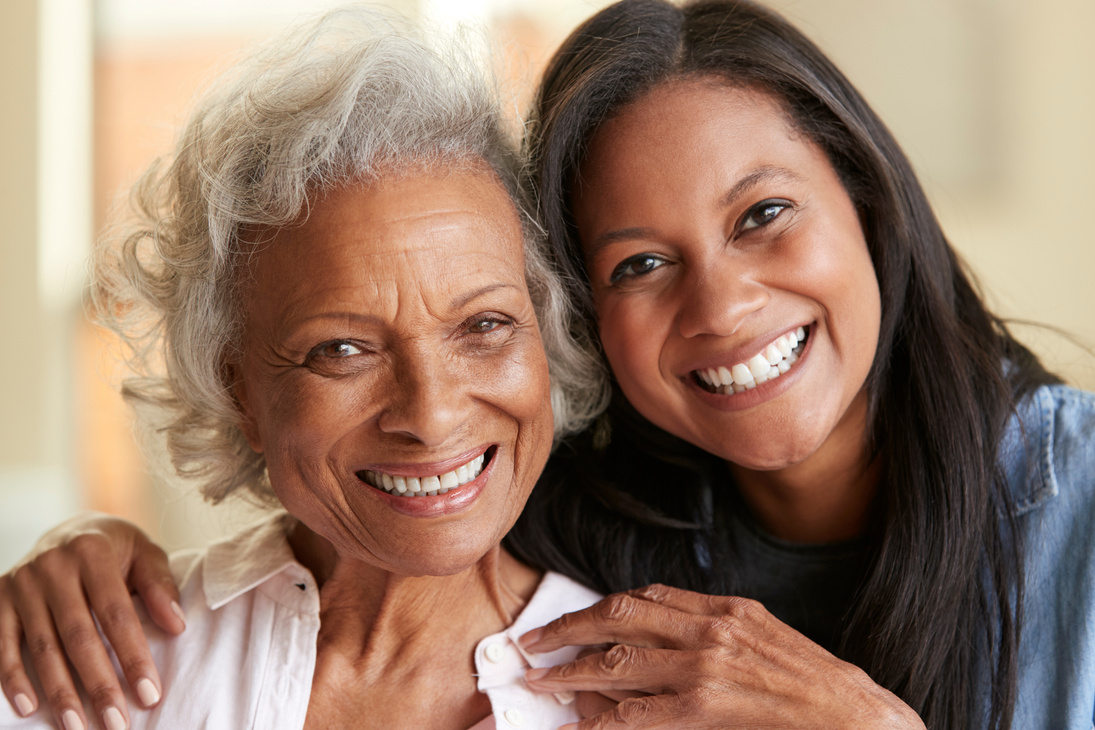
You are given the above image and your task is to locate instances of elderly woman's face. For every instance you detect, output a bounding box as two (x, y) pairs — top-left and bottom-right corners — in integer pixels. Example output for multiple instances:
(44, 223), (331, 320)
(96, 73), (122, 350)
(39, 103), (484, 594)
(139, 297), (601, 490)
(234, 168), (554, 577)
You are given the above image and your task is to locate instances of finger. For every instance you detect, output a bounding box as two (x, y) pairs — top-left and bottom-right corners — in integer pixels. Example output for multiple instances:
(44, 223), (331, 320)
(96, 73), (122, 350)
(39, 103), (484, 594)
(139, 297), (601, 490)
(81, 560), (163, 708)
(569, 693), (690, 730)
(34, 568), (131, 730)
(127, 537), (184, 637)
(0, 585), (38, 718)
(9, 576), (91, 730)
(626, 584), (732, 617)
(527, 645), (685, 695)
(520, 592), (701, 653)
(576, 691), (620, 719)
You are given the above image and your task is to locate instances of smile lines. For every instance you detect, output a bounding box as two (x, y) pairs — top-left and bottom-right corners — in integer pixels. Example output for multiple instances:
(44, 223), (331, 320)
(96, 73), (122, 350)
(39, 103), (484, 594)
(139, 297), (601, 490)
(695, 326), (808, 394)
(357, 451), (488, 497)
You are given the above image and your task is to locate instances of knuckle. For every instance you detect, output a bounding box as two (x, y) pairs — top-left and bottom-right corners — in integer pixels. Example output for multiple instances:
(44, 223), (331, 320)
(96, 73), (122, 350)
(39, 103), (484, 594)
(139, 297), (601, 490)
(0, 664), (24, 688)
(85, 681), (119, 708)
(631, 583), (673, 602)
(724, 596), (764, 621)
(8, 565), (39, 594)
(701, 616), (737, 645)
(683, 685), (719, 712)
(612, 695), (660, 724)
(95, 601), (135, 632)
(46, 688), (76, 714)
(59, 623), (100, 653)
(599, 644), (639, 674)
(692, 649), (728, 679)
(595, 593), (640, 627)
(28, 635), (60, 662)
(68, 533), (110, 559)
(119, 655), (151, 683)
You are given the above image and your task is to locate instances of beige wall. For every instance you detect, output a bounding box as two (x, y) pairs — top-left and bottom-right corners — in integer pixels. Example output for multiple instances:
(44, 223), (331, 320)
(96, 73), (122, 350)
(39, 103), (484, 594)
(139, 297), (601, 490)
(778, 0), (1095, 389)
(0, 0), (85, 568)
(1, 0), (1093, 568)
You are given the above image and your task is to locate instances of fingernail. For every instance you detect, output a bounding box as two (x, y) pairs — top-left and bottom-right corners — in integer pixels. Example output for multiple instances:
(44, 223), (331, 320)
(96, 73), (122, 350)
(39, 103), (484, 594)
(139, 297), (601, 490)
(136, 678), (161, 707)
(13, 693), (34, 717)
(518, 627), (543, 649)
(170, 600), (186, 628)
(525, 667), (550, 681)
(104, 706), (126, 730)
(61, 709), (85, 730)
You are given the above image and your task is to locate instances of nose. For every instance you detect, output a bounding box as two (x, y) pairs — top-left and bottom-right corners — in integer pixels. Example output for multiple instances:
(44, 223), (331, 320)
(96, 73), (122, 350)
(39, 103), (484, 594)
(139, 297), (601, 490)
(675, 258), (768, 339)
(376, 347), (472, 446)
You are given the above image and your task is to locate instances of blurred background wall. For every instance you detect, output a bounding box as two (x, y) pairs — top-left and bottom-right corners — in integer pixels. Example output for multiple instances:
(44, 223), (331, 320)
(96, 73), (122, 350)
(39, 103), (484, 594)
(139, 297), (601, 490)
(2, 0), (1093, 569)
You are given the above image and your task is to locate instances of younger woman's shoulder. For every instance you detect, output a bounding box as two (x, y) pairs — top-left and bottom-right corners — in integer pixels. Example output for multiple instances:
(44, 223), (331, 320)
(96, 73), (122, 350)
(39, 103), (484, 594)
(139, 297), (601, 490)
(1005, 383), (1095, 516)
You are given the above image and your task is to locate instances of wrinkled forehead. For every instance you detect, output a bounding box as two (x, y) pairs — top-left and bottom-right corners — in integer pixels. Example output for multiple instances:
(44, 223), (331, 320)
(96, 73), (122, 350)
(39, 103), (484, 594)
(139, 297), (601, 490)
(236, 165), (531, 319)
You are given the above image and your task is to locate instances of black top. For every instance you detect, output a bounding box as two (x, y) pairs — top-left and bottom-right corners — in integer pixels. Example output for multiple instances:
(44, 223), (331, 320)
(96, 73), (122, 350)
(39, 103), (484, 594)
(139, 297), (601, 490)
(723, 509), (867, 653)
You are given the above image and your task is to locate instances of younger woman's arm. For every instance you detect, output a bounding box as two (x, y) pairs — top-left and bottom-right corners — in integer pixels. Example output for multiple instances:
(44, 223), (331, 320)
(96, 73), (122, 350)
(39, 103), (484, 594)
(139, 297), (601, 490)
(0, 513), (182, 730)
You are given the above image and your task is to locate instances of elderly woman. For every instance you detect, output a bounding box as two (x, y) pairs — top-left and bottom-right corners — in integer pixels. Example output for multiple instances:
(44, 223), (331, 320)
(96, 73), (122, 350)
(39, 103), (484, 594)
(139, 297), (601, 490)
(0, 8), (608, 730)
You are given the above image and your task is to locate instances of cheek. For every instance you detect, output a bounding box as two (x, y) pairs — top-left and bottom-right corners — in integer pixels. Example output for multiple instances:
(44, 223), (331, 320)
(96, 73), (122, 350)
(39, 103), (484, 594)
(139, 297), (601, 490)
(596, 298), (667, 401)
(479, 342), (554, 443)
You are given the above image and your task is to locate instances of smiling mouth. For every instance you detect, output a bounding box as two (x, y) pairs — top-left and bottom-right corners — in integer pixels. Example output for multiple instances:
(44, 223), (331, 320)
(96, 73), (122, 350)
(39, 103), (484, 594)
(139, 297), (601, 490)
(693, 326), (809, 395)
(356, 447), (495, 497)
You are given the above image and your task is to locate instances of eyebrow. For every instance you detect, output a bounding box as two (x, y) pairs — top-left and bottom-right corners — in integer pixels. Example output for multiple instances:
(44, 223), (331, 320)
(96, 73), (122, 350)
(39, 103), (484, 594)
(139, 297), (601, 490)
(584, 165), (805, 255)
(448, 282), (522, 311)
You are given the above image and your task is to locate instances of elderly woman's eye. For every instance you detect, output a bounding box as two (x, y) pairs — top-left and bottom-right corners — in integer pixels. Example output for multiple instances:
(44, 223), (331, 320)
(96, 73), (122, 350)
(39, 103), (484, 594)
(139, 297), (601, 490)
(310, 341), (364, 360)
(466, 316), (513, 335)
(610, 254), (667, 284)
(741, 199), (793, 232)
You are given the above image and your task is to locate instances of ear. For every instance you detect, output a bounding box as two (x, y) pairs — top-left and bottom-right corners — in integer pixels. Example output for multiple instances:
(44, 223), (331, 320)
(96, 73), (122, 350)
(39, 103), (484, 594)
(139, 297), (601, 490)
(228, 361), (264, 454)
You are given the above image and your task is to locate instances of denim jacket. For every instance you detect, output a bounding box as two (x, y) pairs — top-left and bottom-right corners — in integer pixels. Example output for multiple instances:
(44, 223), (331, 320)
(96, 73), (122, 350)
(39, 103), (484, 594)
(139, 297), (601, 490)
(1007, 385), (1095, 727)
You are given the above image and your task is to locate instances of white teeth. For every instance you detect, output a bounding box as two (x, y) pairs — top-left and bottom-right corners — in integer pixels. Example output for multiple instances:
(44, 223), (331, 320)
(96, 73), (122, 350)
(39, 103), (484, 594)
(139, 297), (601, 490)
(694, 326), (809, 396)
(362, 452), (488, 497)
(731, 363), (754, 385)
(747, 354), (770, 379)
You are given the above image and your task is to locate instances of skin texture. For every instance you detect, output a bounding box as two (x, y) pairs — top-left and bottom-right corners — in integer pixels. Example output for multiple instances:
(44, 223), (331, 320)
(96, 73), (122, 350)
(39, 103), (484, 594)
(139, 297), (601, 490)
(234, 167), (552, 581)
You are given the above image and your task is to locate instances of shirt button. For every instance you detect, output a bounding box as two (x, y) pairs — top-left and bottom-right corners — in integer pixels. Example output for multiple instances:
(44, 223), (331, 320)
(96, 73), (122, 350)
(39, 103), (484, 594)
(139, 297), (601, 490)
(484, 642), (506, 663)
(504, 709), (525, 726)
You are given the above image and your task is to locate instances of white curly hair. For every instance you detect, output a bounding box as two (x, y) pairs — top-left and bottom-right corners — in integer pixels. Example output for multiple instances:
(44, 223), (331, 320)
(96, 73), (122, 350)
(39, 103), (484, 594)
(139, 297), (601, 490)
(92, 5), (609, 505)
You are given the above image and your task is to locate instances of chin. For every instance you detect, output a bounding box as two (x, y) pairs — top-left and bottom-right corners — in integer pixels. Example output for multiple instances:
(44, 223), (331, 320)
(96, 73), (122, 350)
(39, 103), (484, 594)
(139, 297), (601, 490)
(716, 432), (825, 472)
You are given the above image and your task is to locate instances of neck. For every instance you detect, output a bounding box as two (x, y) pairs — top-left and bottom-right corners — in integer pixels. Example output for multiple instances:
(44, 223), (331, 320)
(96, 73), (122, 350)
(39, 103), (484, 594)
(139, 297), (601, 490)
(729, 390), (880, 544)
(288, 519), (541, 675)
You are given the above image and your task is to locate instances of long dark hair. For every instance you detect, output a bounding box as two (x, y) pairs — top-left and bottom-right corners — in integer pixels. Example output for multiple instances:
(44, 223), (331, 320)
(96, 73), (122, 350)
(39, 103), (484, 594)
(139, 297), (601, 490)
(503, 1), (1060, 728)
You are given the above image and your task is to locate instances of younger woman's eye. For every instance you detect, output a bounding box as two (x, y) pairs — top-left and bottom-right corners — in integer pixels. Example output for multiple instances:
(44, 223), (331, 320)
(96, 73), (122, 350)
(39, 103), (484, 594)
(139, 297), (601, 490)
(609, 254), (667, 283)
(740, 199), (792, 232)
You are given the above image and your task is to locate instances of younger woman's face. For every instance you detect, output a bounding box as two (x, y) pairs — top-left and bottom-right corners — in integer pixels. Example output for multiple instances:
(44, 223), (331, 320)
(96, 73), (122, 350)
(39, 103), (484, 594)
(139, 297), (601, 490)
(573, 78), (881, 473)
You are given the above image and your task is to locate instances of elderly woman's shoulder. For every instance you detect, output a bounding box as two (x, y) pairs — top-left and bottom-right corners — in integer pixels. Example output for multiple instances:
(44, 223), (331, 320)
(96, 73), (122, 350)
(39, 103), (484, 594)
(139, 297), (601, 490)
(0, 512), (311, 730)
